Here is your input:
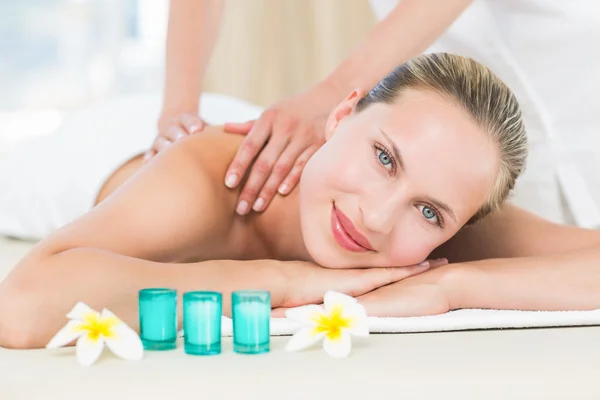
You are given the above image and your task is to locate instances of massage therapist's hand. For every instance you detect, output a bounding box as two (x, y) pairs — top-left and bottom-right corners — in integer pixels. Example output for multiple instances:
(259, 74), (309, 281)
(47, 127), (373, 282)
(271, 260), (434, 311)
(223, 83), (342, 215)
(145, 112), (208, 161)
(356, 258), (456, 317)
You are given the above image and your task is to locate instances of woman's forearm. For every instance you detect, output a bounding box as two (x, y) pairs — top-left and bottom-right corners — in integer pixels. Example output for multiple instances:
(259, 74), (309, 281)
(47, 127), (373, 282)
(0, 248), (278, 348)
(161, 0), (224, 118)
(446, 245), (600, 311)
(321, 0), (472, 97)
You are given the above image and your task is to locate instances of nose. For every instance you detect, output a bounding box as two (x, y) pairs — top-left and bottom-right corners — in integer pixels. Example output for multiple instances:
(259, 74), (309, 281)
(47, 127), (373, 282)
(359, 184), (405, 234)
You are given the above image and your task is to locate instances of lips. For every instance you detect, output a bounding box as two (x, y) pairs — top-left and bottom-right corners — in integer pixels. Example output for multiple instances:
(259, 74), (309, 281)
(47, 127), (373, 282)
(330, 204), (374, 252)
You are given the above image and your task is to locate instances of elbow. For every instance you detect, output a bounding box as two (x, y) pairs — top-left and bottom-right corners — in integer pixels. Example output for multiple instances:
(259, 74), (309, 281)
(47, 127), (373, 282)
(0, 260), (56, 349)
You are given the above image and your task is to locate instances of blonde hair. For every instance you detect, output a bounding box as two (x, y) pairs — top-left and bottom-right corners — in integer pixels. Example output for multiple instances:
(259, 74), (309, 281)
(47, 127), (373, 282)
(356, 53), (527, 224)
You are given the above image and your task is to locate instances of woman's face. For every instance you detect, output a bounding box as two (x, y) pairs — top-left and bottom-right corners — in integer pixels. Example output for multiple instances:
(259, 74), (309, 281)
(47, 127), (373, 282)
(299, 88), (499, 268)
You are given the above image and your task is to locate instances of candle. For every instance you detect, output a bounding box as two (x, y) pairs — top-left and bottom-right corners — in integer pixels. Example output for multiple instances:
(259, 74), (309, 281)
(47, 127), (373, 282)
(138, 288), (177, 351)
(232, 291), (271, 354)
(183, 291), (222, 355)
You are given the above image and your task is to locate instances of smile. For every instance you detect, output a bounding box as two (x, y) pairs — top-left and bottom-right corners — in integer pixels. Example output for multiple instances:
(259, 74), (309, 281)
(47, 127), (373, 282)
(330, 204), (374, 252)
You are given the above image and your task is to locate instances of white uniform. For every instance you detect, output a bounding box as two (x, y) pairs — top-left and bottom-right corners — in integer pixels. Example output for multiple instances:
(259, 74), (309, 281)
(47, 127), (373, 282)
(370, 0), (600, 227)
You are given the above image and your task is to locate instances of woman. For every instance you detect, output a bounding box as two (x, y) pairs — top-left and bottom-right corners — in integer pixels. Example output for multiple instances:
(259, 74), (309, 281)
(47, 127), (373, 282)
(1, 54), (599, 350)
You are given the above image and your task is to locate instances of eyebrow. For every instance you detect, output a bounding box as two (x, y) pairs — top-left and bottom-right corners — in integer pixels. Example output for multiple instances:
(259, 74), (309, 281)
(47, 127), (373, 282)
(378, 129), (405, 171)
(378, 128), (457, 224)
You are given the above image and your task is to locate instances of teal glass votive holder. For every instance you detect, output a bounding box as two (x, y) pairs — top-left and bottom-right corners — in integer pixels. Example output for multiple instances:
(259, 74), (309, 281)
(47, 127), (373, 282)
(138, 288), (178, 351)
(232, 290), (271, 354)
(183, 291), (222, 355)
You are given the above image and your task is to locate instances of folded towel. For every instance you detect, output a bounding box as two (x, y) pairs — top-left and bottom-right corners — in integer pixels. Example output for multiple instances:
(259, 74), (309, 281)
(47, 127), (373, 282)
(179, 309), (600, 337)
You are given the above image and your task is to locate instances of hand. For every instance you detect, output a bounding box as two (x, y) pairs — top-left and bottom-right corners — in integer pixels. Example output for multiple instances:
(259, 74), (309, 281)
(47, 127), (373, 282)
(269, 259), (442, 315)
(145, 112), (208, 161)
(356, 259), (454, 317)
(223, 83), (342, 215)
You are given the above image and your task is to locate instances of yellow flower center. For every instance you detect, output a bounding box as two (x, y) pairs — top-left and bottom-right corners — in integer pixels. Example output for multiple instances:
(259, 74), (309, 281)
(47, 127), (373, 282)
(77, 313), (119, 341)
(312, 304), (353, 341)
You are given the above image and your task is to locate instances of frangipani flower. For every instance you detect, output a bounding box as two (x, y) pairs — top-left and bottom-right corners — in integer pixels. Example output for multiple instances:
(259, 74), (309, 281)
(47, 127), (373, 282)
(285, 291), (369, 358)
(46, 302), (144, 366)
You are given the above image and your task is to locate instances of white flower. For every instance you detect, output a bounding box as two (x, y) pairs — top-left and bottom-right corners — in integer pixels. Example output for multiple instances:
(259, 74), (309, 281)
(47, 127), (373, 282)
(285, 291), (369, 358)
(46, 302), (144, 366)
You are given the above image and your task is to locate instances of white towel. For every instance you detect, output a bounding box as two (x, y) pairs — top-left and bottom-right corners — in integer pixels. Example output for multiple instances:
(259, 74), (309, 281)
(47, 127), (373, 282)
(179, 309), (600, 337)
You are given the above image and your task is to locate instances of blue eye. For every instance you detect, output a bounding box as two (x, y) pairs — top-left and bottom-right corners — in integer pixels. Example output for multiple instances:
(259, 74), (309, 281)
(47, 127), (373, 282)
(418, 205), (439, 224)
(376, 149), (392, 169)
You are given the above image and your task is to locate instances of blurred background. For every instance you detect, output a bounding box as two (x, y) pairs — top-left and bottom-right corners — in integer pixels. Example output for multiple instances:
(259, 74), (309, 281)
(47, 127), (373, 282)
(0, 0), (375, 151)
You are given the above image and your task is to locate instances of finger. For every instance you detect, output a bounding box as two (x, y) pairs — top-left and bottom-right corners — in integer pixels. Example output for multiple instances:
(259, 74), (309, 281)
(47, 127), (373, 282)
(236, 136), (290, 215)
(224, 120), (255, 135)
(180, 113), (205, 134)
(271, 308), (287, 318)
(224, 115), (274, 191)
(356, 263), (432, 295)
(251, 142), (305, 212)
(143, 149), (156, 163)
(428, 258), (449, 268)
(161, 123), (188, 145)
(151, 136), (173, 153)
(277, 144), (318, 196)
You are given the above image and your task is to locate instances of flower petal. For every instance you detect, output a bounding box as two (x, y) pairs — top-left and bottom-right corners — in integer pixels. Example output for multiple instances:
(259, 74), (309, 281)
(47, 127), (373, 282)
(343, 303), (370, 337)
(285, 327), (327, 352)
(76, 333), (105, 367)
(66, 302), (99, 321)
(99, 308), (122, 325)
(285, 305), (325, 325)
(46, 320), (85, 349)
(323, 330), (352, 358)
(323, 291), (357, 313)
(104, 323), (144, 362)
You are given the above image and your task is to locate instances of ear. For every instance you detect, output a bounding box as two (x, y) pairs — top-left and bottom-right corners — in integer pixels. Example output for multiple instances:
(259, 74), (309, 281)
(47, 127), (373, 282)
(324, 89), (365, 141)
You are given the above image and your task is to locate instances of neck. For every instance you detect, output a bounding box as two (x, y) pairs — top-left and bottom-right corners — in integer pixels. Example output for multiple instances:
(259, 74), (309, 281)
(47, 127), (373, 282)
(251, 188), (313, 262)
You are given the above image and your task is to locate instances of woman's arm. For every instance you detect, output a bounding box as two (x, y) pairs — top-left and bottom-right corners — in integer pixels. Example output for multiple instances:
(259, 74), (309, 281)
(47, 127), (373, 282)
(440, 205), (600, 310)
(321, 0), (472, 96)
(160, 0), (224, 120)
(445, 245), (600, 311)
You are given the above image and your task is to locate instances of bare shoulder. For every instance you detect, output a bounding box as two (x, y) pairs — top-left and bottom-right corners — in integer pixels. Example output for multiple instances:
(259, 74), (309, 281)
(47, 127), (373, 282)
(178, 127), (245, 182)
(431, 204), (600, 262)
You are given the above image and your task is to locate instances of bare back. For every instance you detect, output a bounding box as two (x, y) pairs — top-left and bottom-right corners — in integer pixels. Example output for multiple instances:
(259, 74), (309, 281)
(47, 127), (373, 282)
(20, 127), (276, 269)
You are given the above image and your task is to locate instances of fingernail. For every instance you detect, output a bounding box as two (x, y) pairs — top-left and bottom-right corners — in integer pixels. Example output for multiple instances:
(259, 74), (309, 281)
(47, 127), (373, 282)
(175, 132), (186, 141)
(252, 197), (265, 212)
(236, 200), (249, 215)
(225, 174), (238, 188)
(437, 258), (449, 265)
(278, 184), (288, 195)
(418, 261), (430, 268)
(189, 124), (202, 133)
(143, 152), (152, 161)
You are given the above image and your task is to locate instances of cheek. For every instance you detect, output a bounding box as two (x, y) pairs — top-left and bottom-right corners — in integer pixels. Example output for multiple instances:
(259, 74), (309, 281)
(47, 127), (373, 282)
(383, 225), (445, 266)
(304, 136), (372, 194)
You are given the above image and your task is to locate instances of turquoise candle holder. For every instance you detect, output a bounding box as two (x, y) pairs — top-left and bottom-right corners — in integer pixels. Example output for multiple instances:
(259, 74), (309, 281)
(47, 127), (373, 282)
(183, 291), (222, 355)
(231, 290), (271, 354)
(138, 288), (178, 351)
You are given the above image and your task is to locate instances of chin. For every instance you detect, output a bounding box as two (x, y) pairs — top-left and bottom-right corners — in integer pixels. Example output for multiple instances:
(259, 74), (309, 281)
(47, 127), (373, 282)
(301, 232), (368, 269)
(299, 228), (345, 268)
